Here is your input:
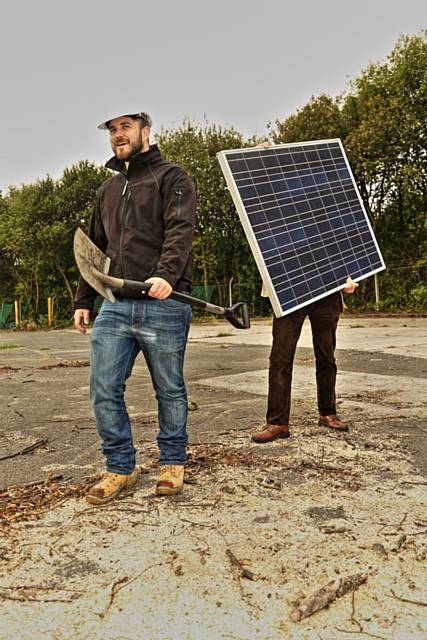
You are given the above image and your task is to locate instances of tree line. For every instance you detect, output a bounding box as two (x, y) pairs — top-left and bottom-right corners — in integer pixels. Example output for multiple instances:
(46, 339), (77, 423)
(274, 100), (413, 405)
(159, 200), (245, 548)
(0, 32), (425, 325)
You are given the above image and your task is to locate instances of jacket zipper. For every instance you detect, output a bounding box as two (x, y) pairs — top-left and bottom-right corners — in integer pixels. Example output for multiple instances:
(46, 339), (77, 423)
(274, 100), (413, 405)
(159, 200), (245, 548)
(119, 180), (130, 275)
(176, 188), (183, 218)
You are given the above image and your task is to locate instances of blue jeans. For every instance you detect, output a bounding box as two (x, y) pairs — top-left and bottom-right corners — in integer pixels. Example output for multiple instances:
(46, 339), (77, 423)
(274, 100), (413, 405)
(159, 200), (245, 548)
(90, 298), (191, 474)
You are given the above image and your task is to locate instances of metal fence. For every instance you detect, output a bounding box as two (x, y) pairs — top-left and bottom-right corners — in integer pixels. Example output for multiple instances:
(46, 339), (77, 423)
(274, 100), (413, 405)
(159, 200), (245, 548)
(1, 265), (425, 328)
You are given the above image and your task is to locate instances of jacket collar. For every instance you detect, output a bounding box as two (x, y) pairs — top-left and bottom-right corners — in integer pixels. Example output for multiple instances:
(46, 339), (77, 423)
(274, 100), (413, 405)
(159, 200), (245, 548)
(105, 144), (162, 175)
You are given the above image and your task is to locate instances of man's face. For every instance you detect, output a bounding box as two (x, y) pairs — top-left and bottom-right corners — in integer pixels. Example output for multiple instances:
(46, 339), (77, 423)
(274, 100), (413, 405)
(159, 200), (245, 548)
(108, 116), (150, 160)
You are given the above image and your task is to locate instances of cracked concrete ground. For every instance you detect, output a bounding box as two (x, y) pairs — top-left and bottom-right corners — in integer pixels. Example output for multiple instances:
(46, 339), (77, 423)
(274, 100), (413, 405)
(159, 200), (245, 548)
(0, 315), (426, 639)
(1, 316), (426, 487)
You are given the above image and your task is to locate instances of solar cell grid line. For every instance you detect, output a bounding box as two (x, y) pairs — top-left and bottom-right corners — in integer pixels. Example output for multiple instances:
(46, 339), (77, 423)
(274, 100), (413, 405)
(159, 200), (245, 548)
(217, 139), (386, 317)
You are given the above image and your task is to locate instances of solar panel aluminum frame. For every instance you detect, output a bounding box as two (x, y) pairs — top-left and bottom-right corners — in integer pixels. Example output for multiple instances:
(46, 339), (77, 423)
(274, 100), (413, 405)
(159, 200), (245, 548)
(217, 139), (386, 318)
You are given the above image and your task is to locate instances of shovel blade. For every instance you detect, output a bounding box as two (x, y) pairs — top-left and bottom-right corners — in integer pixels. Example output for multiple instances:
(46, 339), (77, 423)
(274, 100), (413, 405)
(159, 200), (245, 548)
(73, 228), (116, 303)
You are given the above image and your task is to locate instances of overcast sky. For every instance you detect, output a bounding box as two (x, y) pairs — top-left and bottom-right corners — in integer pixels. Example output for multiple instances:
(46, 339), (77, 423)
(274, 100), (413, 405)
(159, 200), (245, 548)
(1, 0), (426, 193)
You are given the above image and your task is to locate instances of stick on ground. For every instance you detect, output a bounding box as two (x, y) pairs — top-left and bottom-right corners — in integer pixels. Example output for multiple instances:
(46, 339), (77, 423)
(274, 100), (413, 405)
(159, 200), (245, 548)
(290, 572), (368, 622)
(0, 439), (48, 462)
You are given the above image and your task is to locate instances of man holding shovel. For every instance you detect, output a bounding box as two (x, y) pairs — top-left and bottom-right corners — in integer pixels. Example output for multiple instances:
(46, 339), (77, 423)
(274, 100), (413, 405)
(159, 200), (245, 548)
(74, 110), (196, 503)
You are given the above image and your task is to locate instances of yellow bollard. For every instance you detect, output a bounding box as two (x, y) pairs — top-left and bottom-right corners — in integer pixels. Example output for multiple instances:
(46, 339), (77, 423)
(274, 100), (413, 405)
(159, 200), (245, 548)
(14, 300), (20, 327)
(47, 297), (53, 327)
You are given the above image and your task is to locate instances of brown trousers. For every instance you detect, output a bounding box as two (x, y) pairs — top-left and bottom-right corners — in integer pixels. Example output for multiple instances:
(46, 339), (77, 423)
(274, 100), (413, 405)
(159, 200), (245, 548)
(267, 292), (343, 425)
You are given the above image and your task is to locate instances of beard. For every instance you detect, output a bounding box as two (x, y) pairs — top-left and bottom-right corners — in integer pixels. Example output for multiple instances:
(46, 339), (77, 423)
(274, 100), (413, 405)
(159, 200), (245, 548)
(113, 136), (144, 161)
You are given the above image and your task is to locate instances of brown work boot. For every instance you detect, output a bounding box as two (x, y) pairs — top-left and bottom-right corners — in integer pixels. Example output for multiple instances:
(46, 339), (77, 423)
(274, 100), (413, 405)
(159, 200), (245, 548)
(86, 468), (140, 505)
(156, 465), (184, 496)
(251, 424), (290, 443)
(319, 415), (348, 432)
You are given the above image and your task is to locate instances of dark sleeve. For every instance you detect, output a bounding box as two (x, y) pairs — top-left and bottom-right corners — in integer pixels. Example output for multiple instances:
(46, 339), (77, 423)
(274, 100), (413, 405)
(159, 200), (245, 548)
(151, 169), (196, 289)
(74, 195), (108, 310)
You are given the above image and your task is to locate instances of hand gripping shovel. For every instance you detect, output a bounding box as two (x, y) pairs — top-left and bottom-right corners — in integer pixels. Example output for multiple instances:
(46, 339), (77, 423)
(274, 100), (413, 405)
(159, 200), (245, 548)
(73, 228), (250, 330)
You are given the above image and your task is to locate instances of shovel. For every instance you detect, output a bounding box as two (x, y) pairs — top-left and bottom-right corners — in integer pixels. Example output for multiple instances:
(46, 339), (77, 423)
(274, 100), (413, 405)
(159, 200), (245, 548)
(73, 228), (250, 330)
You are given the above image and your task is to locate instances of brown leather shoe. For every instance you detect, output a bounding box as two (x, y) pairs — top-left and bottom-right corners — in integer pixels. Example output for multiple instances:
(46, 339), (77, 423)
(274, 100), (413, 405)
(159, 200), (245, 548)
(319, 415), (348, 432)
(251, 424), (290, 443)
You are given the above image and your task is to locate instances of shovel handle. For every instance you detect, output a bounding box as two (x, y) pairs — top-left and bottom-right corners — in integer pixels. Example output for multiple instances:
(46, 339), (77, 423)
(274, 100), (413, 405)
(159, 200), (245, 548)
(129, 281), (225, 313)
(123, 279), (250, 329)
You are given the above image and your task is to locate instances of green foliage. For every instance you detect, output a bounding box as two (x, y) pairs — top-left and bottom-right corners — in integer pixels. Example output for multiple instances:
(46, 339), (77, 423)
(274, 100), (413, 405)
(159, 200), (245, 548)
(344, 32), (427, 310)
(343, 32), (427, 235)
(410, 282), (427, 312)
(270, 94), (345, 143)
(0, 162), (110, 320)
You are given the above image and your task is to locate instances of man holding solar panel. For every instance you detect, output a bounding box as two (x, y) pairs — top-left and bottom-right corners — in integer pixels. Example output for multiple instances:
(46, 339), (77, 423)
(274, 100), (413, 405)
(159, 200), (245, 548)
(217, 140), (383, 444)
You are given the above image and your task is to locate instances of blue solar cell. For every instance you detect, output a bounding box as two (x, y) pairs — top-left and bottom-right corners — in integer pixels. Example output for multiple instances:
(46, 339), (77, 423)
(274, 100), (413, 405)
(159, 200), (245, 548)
(262, 154), (280, 168)
(256, 182), (274, 197)
(248, 213), (267, 228)
(246, 157), (263, 171)
(217, 140), (385, 316)
(277, 289), (296, 307)
(272, 178), (287, 193)
(298, 252), (313, 267)
(274, 231), (291, 246)
(283, 256), (300, 272)
(310, 276), (324, 290)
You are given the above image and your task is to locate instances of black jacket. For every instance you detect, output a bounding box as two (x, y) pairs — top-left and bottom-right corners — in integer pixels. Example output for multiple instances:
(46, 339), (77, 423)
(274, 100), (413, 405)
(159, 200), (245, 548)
(74, 145), (196, 309)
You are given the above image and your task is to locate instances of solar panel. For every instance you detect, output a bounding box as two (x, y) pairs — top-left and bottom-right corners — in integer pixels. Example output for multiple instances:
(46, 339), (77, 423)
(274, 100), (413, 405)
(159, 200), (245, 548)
(217, 139), (385, 317)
